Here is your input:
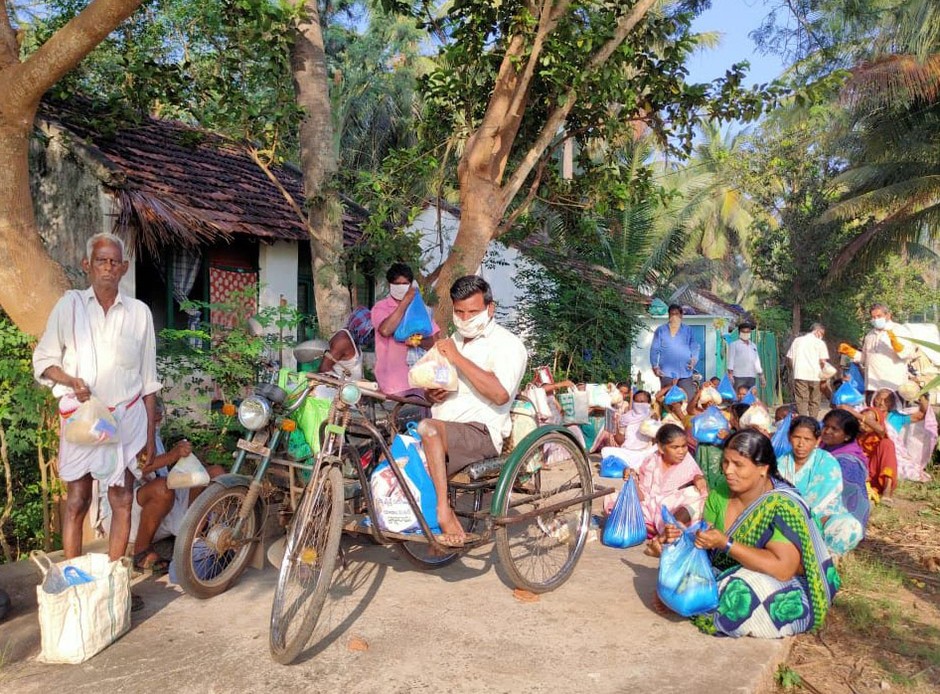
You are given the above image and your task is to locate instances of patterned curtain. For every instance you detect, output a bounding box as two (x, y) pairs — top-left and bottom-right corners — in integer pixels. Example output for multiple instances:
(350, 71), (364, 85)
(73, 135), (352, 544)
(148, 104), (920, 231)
(209, 266), (258, 329)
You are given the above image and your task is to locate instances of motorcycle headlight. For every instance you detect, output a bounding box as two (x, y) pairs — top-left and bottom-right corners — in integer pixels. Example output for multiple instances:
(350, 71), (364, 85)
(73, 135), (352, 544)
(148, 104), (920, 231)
(340, 383), (362, 406)
(238, 395), (271, 431)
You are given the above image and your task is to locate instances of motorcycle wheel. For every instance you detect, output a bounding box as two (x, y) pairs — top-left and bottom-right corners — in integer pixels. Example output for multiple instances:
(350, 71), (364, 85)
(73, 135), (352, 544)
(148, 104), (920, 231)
(269, 465), (343, 664)
(172, 483), (261, 600)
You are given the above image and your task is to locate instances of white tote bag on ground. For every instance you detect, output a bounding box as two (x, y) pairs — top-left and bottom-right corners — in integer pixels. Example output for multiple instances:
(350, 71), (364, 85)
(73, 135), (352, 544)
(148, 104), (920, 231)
(31, 551), (132, 664)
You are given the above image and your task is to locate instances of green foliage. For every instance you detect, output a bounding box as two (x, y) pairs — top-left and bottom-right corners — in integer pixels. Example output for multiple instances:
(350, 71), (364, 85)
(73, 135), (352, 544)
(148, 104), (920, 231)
(22, 0), (303, 160)
(158, 285), (309, 465)
(0, 312), (60, 560)
(774, 664), (803, 690)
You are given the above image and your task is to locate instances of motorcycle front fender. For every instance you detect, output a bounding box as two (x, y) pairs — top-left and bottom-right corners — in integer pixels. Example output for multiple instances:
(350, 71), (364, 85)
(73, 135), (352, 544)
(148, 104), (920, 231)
(210, 473), (254, 490)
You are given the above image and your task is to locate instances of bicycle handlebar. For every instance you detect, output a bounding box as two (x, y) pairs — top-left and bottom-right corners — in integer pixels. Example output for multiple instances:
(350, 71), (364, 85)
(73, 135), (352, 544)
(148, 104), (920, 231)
(304, 371), (432, 409)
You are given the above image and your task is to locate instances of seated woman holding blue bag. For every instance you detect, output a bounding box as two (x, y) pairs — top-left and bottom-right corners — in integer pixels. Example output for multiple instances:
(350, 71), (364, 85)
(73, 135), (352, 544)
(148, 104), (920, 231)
(654, 429), (839, 638)
(777, 416), (864, 556)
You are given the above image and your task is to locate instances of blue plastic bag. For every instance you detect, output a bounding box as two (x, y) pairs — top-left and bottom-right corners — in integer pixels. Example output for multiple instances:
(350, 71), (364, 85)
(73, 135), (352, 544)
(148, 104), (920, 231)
(717, 374), (735, 402)
(691, 406), (730, 445)
(657, 506), (719, 617)
(663, 385), (687, 404)
(772, 413), (793, 458)
(847, 363), (865, 393)
(740, 391), (757, 405)
(372, 423), (440, 532)
(602, 476), (646, 548)
(832, 380), (865, 406)
(393, 290), (434, 342)
(600, 455), (628, 479)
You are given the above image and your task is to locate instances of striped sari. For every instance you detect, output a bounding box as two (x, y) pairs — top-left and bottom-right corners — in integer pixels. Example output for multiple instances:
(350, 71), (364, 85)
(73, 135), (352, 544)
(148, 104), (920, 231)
(703, 481), (839, 638)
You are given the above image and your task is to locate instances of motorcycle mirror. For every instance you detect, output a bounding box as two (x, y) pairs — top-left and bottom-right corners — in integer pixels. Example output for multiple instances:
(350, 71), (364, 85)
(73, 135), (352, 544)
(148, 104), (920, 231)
(294, 339), (329, 364)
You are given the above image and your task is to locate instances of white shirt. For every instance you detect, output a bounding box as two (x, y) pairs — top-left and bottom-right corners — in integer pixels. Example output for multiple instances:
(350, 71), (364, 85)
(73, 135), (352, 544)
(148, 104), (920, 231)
(727, 339), (763, 378)
(858, 320), (914, 391)
(33, 287), (162, 407)
(432, 320), (528, 451)
(786, 333), (830, 381)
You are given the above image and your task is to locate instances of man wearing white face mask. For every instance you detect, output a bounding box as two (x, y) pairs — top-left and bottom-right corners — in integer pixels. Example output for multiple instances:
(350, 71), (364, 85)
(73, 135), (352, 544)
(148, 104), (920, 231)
(417, 275), (528, 544)
(371, 262), (440, 395)
(839, 302), (914, 400)
(726, 322), (765, 394)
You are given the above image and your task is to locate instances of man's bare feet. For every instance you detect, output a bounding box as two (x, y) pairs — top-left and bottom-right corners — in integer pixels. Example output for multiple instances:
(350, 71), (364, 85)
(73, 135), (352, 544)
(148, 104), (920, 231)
(437, 505), (466, 544)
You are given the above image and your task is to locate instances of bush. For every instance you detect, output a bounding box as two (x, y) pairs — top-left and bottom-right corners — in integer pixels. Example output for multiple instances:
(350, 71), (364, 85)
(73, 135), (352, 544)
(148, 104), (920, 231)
(0, 311), (60, 561)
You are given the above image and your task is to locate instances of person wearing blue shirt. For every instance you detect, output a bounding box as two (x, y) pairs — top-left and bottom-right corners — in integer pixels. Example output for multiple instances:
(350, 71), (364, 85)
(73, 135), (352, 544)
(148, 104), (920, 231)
(650, 304), (700, 400)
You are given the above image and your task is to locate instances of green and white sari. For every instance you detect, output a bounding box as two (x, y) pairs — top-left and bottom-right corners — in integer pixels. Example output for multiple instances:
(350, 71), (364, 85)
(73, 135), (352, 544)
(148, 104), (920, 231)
(702, 480), (840, 638)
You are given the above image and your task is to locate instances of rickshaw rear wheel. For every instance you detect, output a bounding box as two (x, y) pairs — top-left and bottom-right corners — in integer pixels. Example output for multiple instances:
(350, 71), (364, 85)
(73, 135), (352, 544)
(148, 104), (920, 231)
(173, 483), (261, 600)
(494, 431), (592, 594)
(269, 465), (343, 665)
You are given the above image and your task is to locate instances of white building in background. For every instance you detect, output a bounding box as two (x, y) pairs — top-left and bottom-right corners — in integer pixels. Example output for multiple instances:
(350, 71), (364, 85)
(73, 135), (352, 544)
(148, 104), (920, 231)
(411, 204), (538, 324)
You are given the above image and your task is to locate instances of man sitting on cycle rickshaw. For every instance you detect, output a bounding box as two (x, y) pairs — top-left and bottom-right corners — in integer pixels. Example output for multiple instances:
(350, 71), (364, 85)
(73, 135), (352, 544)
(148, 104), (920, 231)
(417, 275), (528, 545)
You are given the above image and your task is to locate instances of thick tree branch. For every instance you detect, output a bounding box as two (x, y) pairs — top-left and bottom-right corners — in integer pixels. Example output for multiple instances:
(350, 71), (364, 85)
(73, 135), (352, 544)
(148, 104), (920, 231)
(5, 0), (143, 111)
(495, 153), (550, 238)
(0, 1), (18, 70)
(501, 0), (659, 206)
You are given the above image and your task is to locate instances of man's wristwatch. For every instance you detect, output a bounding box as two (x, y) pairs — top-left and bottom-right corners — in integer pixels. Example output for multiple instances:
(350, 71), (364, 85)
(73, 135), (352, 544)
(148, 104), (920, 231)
(724, 538), (734, 553)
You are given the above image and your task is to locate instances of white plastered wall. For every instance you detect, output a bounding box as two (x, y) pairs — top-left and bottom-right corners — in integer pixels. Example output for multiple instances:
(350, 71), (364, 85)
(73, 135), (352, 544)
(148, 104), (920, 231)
(258, 240), (300, 367)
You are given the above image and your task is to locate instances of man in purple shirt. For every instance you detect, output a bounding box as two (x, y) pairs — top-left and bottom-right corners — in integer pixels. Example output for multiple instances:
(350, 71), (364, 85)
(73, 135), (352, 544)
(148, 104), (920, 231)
(650, 304), (700, 400)
(371, 263), (440, 395)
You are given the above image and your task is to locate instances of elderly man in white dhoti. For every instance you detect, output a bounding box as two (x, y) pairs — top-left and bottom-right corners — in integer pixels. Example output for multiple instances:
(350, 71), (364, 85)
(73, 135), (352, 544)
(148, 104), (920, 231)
(33, 232), (161, 562)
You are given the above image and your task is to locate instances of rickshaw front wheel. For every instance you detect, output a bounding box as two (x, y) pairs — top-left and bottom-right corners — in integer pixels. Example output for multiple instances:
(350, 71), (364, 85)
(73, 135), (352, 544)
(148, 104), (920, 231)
(494, 431), (592, 594)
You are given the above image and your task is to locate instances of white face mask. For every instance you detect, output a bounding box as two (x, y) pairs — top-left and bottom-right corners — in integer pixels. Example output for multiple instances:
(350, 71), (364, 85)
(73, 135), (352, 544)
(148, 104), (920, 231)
(453, 309), (491, 339)
(389, 283), (410, 301)
(632, 402), (651, 416)
(740, 332), (751, 342)
(871, 317), (887, 330)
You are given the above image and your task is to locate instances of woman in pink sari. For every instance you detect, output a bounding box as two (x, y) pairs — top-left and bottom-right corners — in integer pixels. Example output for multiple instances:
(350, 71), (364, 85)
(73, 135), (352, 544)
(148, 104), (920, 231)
(629, 423), (707, 541)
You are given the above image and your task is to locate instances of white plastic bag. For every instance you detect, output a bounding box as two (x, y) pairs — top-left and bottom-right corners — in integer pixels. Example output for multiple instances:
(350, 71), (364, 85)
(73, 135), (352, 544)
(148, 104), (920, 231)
(557, 389), (589, 425)
(31, 551), (131, 664)
(166, 453), (210, 489)
(586, 383), (612, 409)
(62, 396), (118, 446)
(407, 345), (459, 391)
(371, 432), (438, 533)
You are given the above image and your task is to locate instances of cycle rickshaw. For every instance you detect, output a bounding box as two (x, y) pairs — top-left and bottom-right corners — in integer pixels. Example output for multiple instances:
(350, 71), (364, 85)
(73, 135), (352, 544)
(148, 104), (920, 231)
(268, 370), (612, 664)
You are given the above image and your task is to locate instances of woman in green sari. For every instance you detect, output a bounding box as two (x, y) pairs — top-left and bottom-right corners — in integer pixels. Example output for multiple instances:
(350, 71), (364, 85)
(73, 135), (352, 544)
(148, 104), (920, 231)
(661, 429), (840, 637)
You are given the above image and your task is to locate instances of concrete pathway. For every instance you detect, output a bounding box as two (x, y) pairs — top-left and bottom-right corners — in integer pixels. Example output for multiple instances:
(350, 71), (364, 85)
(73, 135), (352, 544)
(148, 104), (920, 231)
(0, 535), (787, 694)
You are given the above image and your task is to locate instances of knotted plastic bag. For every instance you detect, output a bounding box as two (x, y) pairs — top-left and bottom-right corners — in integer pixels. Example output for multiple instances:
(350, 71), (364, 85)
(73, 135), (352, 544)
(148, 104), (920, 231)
(601, 476), (646, 548)
(698, 385), (722, 407)
(716, 374), (735, 402)
(657, 507), (719, 617)
(772, 413), (793, 458)
(393, 290), (434, 344)
(166, 453), (210, 489)
(847, 363), (865, 394)
(600, 455), (628, 479)
(690, 406), (729, 445)
(832, 380), (865, 406)
(408, 345), (459, 391)
(62, 396), (118, 446)
(663, 385), (687, 405)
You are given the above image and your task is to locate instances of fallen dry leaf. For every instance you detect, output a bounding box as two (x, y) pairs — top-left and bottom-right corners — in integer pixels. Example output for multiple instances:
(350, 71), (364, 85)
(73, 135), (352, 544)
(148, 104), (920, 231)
(513, 588), (539, 603)
(347, 636), (370, 652)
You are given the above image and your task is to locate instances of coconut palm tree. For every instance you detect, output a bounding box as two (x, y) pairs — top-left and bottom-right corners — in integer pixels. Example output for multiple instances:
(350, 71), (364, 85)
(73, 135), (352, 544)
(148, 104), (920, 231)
(822, 0), (940, 276)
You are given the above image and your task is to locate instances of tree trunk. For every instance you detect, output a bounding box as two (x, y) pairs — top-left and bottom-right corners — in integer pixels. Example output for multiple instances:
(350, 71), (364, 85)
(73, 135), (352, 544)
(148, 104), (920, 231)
(792, 301), (802, 337)
(431, 171), (501, 325)
(0, 113), (71, 336)
(289, 0), (350, 336)
(0, 0), (145, 335)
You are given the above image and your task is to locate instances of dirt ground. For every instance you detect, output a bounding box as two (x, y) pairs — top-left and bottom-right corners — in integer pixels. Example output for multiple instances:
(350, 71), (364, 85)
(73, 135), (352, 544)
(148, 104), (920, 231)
(0, 531), (788, 694)
(775, 480), (940, 694)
